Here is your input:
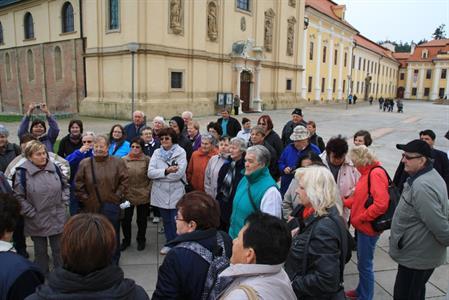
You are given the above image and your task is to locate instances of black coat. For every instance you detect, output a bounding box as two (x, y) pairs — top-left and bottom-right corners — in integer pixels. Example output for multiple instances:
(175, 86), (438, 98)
(217, 117), (241, 138)
(57, 134), (82, 158)
(284, 207), (348, 300)
(309, 133), (325, 153)
(178, 134), (193, 162)
(26, 265), (148, 300)
(264, 130), (284, 158)
(0, 142), (21, 172)
(281, 120), (308, 146)
(152, 229), (232, 300)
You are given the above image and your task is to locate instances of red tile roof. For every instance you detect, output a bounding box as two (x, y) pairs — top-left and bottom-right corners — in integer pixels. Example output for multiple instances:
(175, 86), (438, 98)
(305, 0), (358, 32)
(418, 39), (449, 47)
(354, 34), (398, 62)
(408, 40), (449, 62)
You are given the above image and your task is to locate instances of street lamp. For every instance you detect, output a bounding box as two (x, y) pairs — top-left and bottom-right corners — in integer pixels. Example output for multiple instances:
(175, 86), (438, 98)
(346, 75), (351, 110)
(128, 42), (139, 119)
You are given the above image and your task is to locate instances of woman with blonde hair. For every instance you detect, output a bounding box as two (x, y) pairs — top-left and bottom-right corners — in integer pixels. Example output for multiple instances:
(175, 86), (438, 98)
(284, 166), (349, 300)
(344, 145), (389, 300)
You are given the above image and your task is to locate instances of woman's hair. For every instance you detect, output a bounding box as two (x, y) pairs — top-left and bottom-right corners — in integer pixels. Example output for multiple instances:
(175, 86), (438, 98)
(0, 193), (21, 239)
(257, 115), (274, 131)
(157, 127), (178, 144)
(207, 122), (222, 136)
(82, 131), (96, 138)
(295, 166), (343, 217)
(296, 151), (324, 169)
(353, 130), (372, 147)
(176, 191), (220, 230)
(61, 214), (116, 276)
(201, 132), (216, 146)
(24, 140), (47, 159)
(350, 145), (377, 167)
(109, 124), (126, 151)
(230, 137), (247, 153)
(188, 121), (200, 131)
(325, 135), (348, 158)
(19, 133), (37, 145)
(30, 119), (46, 133)
(250, 126), (265, 136)
(130, 137), (145, 149)
(93, 135), (110, 146)
(246, 145), (271, 167)
(0, 124), (9, 137)
(152, 116), (165, 126)
(68, 119), (84, 134)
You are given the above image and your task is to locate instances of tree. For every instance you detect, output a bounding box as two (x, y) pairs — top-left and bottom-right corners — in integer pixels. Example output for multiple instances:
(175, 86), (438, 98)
(432, 24), (446, 40)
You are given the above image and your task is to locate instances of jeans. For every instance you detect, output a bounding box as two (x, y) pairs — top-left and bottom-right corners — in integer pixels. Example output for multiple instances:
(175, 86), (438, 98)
(356, 230), (379, 300)
(13, 215), (27, 253)
(69, 185), (80, 216)
(151, 205), (160, 217)
(159, 208), (177, 243)
(393, 264), (434, 300)
(99, 205), (121, 265)
(31, 234), (62, 275)
(121, 203), (150, 244)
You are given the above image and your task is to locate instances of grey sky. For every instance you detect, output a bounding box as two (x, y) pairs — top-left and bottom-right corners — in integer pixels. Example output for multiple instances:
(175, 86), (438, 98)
(335, 0), (449, 43)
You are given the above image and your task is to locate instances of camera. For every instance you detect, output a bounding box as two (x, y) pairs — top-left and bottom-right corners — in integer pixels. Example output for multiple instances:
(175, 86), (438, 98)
(171, 161), (178, 167)
(35, 104), (41, 109)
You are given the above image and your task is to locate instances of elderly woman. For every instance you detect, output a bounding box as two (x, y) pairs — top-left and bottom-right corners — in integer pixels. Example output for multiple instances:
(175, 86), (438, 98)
(257, 115), (283, 157)
(75, 135), (128, 264)
(0, 125), (21, 172)
(120, 137), (151, 251)
(152, 116), (166, 141)
(204, 136), (231, 198)
(26, 214), (149, 299)
(229, 145), (282, 239)
(187, 133), (219, 192)
(216, 137), (246, 232)
(147, 127), (188, 254)
(13, 140), (69, 275)
(108, 124), (130, 157)
(57, 119), (83, 158)
(18, 103), (60, 152)
(344, 145), (389, 300)
(152, 191), (232, 300)
(187, 121), (202, 152)
(284, 166), (349, 300)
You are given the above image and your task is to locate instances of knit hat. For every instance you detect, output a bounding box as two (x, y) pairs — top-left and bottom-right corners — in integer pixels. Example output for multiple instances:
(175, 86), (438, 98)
(0, 124), (9, 137)
(30, 119), (46, 133)
(396, 139), (432, 158)
(290, 125), (310, 141)
(291, 108), (303, 116)
(170, 116), (185, 133)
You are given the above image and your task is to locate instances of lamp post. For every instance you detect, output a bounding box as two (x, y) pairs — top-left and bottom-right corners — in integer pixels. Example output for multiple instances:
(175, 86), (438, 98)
(128, 42), (139, 119)
(346, 74), (351, 110)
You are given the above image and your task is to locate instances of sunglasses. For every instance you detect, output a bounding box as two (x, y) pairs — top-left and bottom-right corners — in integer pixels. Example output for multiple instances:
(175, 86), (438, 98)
(160, 136), (171, 141)
(82, 140), (93, 144)
(131, 145), (141, 149)
(402, 154), (423, 160)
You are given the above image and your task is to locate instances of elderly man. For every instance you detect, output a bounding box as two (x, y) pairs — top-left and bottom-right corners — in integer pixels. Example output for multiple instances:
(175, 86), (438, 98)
(124, 111), (146, 142)
(219, 213), (295, 299)
(229, 145), (282, 239)
(390, 140), (449, 300)
(217, 109), (241, 138)
(181, 111), (193, 137)
(281, 108), (307, 146)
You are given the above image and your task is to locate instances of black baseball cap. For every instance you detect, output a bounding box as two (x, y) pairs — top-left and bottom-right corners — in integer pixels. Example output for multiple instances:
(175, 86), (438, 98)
(396, 139), (432, 158)
(291, 108), (302, 116)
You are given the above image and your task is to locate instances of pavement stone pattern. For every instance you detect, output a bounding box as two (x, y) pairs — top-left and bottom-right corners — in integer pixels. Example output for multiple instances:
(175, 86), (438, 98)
(5, 100), (449, 299)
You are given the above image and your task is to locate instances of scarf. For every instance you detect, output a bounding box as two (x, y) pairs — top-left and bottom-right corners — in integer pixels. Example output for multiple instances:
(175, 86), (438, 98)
(159, 144), (178, 162)
(221, 160), (236, 201)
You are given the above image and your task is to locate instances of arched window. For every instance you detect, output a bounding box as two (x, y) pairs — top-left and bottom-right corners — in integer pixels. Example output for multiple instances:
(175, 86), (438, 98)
(108, 0), (119, 30)
(27, 49), (34, 81)
(24, 12), (34, 39)
(5, 52), (11, 81)
(62, 2), (74, 33)
(54, 46), (62, 80)
(0, 22), (4, 44)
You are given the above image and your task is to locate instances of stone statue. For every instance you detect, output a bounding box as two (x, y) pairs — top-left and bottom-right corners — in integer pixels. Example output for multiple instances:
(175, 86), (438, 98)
(264, 9), (275, 52)
(207, 2), (218, 41)
(287, 17), (296, 56)
(240, 17), (246, 31)
(289, 0), (296, 7)
(170, 0), (182, 34)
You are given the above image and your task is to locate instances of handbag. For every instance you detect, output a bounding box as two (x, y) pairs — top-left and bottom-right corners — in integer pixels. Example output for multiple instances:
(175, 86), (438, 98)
(90, 158), (121, 222)
(364, 166), (400, 232)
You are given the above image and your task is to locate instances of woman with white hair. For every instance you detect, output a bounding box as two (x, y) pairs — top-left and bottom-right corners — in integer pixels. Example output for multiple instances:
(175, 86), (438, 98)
(284, 166), (349, 300)
(228, 145), (282, 239)
(344, 145), (389, 300)
(152, 116), (166, 142)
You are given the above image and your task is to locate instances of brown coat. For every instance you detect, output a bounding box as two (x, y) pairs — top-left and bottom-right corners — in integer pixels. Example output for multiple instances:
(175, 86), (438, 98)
(122, 154), (151, 205)
(75, 156), (128, 213)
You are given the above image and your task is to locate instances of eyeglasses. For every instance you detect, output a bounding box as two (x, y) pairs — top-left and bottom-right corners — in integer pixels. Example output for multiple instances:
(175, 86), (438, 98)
(112, 131), (123, 134)
(258, 123), (266, 126)
(402, 154), (423, 160)
(160, 136), (171, 141)
(82, 140), (93, 144)
(131, 145), (141, 149)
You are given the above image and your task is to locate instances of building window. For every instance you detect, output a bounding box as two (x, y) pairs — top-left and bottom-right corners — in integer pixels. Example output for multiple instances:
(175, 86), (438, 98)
(62, 2), (74, 33)
(344, 52), (347, 67)
(27, 49), (34, 81)
(321, 78), (325, 93)
(24, 12), (34, 39)
(400, 73), (404, 80)
(361, 82), (364, 93)
(171, 71), (183, 89)
(358, 57), (361, 70)
(422, 49), (428, 59)
(308, 76), (312, 93)
(334, 49), (338, 65)
(309, 41), (314, 60)
(363, 58), (366, 71)
(374, 63), (377, 74)
(108, 0), (119, 30)
(286, 79), (292, 91)
(332, 79), (336, 93)
(425, 69), (431, 80)
(411, 87), (417, 96)
(236, 0), (250, 11)
(54, 46), (63, 80)
(343, 80), (346, 93)
(356, 81), (359, 93)
(439, 88), (445, 98)
(424, 88), (430, 97)
(0, 22), (3, 44)
(371, 61), (374, 73)
(5, 52), (11, 81)
(322, 46), (326, 63)
(441, 69), (447, 79)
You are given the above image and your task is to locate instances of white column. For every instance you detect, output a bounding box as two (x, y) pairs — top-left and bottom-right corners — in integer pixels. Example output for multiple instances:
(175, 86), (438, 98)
(314, 30), (322, 101)
(300, 29), (308, 99)
(417, 65), (425, 99)
(235, 65), (243, 110)
(326, 37), (334, 100)
(253, 65), (262, 112)
(347, 45), (353, 95)
(337, 42), (344, 100)
(430, 65), (442, 100)
(404, 65), (413, 98)
(445, 68), (449, 98)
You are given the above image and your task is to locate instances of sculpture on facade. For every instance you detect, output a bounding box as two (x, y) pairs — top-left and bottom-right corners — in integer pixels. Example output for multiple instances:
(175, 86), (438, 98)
(289, 0), (296, 7)
(207, 1), (218, 41)
(287, 17), (296, 56)
(264, 9), (275, 52)
(241, 17), (246, 31)
(170, 0), (183, 34)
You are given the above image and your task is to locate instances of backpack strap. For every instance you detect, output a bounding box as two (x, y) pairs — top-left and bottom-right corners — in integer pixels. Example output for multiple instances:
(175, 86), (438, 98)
(367, 165), (392, 197)
(238, 285), (259, 300)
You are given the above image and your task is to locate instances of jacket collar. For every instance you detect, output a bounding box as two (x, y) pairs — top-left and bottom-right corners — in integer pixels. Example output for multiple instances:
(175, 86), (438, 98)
(356, 161), (381, 175)
(166, 228), (217, 247)
(407, 161), (433, 186)
(245, 166), (270, 184)
(219, 263), (283, 278)
(0, 240), (14, 252)
(21, 159), (55, 176)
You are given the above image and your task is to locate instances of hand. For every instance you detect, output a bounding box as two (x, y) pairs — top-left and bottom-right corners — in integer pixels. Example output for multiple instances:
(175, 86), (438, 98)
(287, 215), (294, 222)
(79, 145), (91, 153)
(291, 227), (299, 237)
(284, 167), (292, 174)
(166, 166), (179, 174)
(40, 103), (50, 115)
(26, 103), (35, 116)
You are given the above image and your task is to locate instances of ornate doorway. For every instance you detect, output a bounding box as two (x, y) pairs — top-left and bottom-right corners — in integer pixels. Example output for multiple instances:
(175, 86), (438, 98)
(396, 87), (404, 98)
(240, 71), (252, 112)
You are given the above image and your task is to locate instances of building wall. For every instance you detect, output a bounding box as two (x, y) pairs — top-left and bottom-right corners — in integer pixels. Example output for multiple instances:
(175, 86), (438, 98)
(403, 60), (449, 100)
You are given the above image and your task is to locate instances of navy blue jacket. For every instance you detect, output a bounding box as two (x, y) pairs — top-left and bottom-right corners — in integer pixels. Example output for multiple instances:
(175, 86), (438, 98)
(152, 229), (232, 300)
(124, 123), (146, 142)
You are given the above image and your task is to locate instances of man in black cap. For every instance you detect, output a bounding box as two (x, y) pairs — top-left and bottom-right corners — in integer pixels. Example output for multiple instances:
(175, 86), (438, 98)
(281, 108), (307, 146)
(389, 139), (449, 300)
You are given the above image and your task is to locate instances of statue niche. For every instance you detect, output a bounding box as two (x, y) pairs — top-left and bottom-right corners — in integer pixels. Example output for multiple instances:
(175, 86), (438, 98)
(264, 9), (275, 52)
(286, 17), (296, 56)
(207, 1), (218, 41)
(170, 0), (183, 34)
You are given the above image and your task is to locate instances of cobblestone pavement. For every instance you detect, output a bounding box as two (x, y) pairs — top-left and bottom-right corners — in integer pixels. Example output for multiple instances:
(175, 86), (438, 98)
(5, 100), (449, 299)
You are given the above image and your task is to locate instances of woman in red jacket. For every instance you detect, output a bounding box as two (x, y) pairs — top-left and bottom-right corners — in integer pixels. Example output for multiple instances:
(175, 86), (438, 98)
(344, 145), (389, 300)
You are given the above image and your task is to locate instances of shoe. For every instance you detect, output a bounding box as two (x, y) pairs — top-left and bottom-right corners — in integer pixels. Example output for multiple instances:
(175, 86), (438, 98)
(160, 246), (171, 255)
(120, 241), (130, 251)
(345, 290), (358, 299)
(152, 217), (160, 224)
(158, 226), (165, 234)
(137, 242), (146, 251)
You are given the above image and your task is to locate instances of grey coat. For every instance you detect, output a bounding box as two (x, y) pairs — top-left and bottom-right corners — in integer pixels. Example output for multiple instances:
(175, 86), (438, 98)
(204, 154), (228, 199)
(13, 160), (69, 237)
(147, 145), (187, 209)
(389, 166), (449, 269)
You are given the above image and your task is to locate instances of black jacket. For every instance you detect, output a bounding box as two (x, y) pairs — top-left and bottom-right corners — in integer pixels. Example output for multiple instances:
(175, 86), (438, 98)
(217, 117), (241, 138)
(152, 229), (232, 300)
(284, 206), (348, 300)
(264, 130), (284, 158)
(178, 134), (193, 162)
(309, 133), (325, 153)
(26, 265), (148, 300)
(281, 120), (308, 146)
(0, 142), (21, 172)
(57, 134), (82, 158)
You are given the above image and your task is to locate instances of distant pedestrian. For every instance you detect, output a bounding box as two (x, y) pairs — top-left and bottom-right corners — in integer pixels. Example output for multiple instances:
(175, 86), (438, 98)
(379, 97), (384, 110)
(396, 99), (404, 113)
(348, 94), (353, 105)
(369, 96), (374, 105)
(233, 94), (242, 116)
(353, 94), (358, 104)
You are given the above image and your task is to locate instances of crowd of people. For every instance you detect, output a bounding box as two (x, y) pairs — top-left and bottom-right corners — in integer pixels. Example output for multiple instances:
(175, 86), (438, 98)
(0, 103), (449, 300)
